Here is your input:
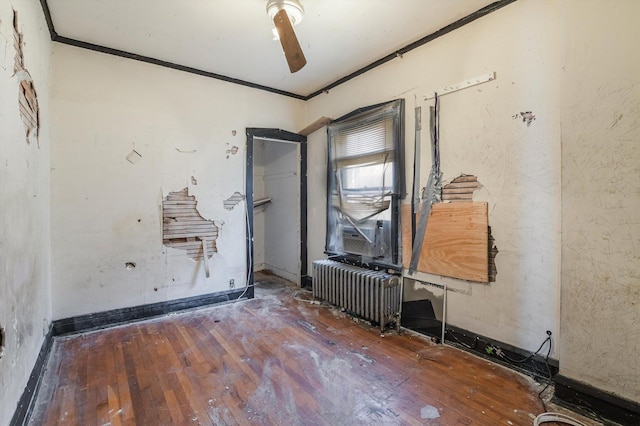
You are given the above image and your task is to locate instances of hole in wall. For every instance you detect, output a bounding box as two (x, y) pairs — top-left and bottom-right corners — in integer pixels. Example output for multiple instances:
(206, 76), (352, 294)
(488, 226), (499, 282)
(163, 188), (218, 260)
(13, 10), (40, 145)
(0, 324), (5, 359)
(125, 262), (136, 270)
(441, 175), (480, 202)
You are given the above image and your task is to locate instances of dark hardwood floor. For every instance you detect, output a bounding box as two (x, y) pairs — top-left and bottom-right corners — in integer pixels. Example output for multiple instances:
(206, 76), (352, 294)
(30, 275), (593, 425)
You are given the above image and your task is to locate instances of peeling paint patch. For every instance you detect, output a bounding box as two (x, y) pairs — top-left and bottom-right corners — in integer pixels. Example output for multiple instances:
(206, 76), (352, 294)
(163, 188), (218, 260)
(191, 176), (198, 185)
(512, 111), (536, 126)
(223, 191), (245, 210)
(13, 10), (39, 145)
(226, 145), (239, 158)
(441, 175), (480, 202)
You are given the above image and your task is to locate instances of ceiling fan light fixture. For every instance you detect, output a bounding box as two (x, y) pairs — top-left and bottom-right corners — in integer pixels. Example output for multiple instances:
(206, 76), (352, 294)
(266, 0), (304, 26)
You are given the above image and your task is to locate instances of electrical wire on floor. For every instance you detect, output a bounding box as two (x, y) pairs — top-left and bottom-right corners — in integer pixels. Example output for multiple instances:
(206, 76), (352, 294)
(533, 412), (588, 426)
(445, 328), (479, 350)
(498, 331), (552, 364)
(446, 328), (560, 414)
(292, 289), (319, 304)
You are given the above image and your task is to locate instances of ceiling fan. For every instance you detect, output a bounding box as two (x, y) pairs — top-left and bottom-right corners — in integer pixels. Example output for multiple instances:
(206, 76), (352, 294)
(266, 0), (307, 73)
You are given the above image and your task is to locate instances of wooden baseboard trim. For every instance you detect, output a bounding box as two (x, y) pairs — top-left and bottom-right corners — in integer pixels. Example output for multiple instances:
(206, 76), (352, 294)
(553, 374), (640, 426)
(10, 328), (54, 426)
(51, 288), (248, 336)
(301, 274), (312, 289)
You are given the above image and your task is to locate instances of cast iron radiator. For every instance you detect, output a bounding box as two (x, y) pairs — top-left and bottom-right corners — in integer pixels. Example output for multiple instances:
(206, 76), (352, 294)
(312, 259), (401, 332)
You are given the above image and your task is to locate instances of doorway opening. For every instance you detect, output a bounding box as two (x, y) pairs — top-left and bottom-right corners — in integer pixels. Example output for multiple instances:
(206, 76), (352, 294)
(245, 128), (307, 298)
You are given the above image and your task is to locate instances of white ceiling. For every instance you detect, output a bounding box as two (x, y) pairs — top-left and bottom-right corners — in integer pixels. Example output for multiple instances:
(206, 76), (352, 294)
(47, 0), (499, 97)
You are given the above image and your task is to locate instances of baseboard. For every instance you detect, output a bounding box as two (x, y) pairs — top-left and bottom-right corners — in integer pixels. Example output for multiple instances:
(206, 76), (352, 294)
(553, 375), (640, 426)
(301, 274), (312, 289)
(52, 288), (248, 336)
(409, 323), (559, 381)
(10, 327), (54, 426)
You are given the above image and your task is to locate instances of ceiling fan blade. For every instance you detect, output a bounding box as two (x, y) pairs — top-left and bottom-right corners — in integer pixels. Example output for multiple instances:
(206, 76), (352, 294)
(273, 9), (307, 73)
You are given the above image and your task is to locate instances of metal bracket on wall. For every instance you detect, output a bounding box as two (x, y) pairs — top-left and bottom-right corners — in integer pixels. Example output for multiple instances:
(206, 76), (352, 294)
(423, 72), (495, 100)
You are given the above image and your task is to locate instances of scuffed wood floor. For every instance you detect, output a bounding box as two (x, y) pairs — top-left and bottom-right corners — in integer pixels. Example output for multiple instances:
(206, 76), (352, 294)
(31, 282), (552, 425)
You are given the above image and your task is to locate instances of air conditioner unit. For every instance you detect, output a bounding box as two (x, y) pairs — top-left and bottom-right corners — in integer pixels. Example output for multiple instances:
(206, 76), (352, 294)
(341, 220), (390, 259)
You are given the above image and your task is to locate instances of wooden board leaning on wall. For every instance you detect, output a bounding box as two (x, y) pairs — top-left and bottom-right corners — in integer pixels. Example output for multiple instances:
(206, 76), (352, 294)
(402, 202), (489, 283)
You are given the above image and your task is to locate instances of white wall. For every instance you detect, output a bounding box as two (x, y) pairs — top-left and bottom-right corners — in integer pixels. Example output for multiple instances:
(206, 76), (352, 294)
(307, 0), (562, 357)
(50, 44), (305, 319)
(560, 1), (640, 402)
(253, 141), (266, 271)
(0, 0), (51, 423)
(262, 140), (300, 283)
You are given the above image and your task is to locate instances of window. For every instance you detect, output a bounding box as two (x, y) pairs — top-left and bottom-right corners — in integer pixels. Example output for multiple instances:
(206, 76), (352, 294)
(326, 99), (405, 266)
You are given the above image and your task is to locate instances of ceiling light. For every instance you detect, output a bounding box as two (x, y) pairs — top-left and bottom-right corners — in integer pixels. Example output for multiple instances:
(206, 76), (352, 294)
(266, 0), (304, 26)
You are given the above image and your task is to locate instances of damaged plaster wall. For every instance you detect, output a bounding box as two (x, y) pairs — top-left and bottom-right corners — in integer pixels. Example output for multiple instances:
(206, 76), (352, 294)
(50, 43), (304, 319)
(560, 1), (640, 402)
(162, 188), (218, 261)
(0, 0), (51, 423)
(306, 0), (562, 357)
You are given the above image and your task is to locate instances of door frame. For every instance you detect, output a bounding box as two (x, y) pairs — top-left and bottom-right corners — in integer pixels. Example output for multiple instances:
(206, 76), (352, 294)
(245, 128), (307, 298)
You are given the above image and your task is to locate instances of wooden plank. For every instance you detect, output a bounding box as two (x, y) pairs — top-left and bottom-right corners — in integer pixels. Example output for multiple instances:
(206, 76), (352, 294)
(18, 99), (37, 127)
(442, 187), (478, 195)
(163, 241), (202, 249)
(442, 194), (473, 201)
(448, 175), (479, 183)
(164, 232), (218, 239)
(201, 238), (210, 277)
(162, 207), (200, 213)
(165, 195), (195, 202)
(442, 182), (479, 189)
(163, 229), (215, 236)
(163, 200), (197, 206)
(163, 220), (214, 227)
(403, 202), (488, 282)
(163, 224), (216, 231)
(163, 218), (208, 223)
(162, 212), (202, 218)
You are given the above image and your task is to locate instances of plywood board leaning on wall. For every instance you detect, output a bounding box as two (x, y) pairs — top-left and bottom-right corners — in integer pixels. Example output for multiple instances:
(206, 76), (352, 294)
(402, 202), (489, 282)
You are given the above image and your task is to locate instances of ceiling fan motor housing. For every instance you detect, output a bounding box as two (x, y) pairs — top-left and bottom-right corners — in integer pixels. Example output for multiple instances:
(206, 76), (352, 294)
(266, 0), (304, 25)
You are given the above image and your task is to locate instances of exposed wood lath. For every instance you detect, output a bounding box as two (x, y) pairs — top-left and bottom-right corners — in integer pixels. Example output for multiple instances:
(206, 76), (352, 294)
(162, 188), (218, 261)
(13, 10), (39, 144)
(441, 175), (480, 202)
